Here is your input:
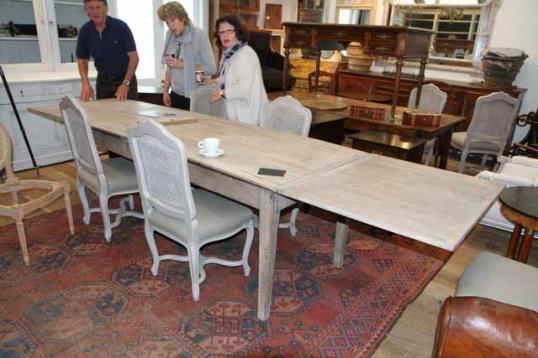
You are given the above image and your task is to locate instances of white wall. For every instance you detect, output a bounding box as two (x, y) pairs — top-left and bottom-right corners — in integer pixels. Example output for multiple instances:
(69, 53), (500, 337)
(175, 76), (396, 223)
(489, 0), (538, 114)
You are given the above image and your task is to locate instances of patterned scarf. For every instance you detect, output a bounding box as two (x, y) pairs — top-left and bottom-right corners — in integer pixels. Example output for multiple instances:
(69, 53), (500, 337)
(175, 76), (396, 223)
(161, 22), (198, 96)
(218, 41), (245, 90)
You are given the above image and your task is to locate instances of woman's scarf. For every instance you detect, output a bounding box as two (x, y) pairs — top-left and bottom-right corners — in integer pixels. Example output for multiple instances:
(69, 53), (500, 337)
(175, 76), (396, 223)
(217, 41), (245, 90)
(161, 22), (198, 96)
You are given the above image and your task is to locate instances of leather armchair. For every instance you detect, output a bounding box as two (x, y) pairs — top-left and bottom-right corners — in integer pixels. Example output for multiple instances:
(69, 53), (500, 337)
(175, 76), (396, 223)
(434, 296), (538, 357)
(433, 252), (538, 357)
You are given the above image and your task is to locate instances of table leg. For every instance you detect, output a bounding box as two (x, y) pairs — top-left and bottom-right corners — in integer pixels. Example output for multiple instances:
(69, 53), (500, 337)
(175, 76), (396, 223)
(257, 189), (280, 321)
(507, 223), (522, 259)
(437, 128), (454, 169)
(333, 221), (349, 268)
(517, 228), (534, 263)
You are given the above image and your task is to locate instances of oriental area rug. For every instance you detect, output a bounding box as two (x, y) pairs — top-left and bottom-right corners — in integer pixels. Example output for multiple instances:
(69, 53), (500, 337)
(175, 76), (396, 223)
(0, 205), (449, 357)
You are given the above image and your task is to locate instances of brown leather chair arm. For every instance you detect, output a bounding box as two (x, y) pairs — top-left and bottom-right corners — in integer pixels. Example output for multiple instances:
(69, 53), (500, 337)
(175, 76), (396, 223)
(433, 296), (538, 358)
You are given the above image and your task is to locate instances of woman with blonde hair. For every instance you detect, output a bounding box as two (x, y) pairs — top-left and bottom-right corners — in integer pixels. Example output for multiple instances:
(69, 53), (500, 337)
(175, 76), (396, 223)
(158, 1), (216, 109)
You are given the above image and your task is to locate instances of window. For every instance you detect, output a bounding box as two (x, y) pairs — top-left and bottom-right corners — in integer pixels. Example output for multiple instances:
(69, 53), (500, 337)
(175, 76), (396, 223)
(337, 8), (371, 25)
(391, 1), (499, 64)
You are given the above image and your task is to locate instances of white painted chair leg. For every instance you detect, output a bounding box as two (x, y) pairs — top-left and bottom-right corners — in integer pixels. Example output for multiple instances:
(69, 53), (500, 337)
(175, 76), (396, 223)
(77, 180), (91, 225)
(99, 193), (112, 243)
(145, 226), (160, 276)
(242, 220), (255, 276)
(289, 208), (299, 237)
(189, 244), (201, 301)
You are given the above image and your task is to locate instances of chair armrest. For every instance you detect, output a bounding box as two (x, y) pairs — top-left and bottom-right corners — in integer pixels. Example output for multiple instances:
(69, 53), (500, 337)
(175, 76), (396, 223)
(433, 296), (538, 358)
(476, 171), (534, 186)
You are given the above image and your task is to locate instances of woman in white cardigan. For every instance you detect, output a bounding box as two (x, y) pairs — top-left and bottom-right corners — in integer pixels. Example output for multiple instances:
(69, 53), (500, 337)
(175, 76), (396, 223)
(210, 15), (268, 126)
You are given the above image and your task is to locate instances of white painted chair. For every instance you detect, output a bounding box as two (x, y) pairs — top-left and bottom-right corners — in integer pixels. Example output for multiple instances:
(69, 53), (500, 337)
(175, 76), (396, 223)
(407, 83), (447, 166)
(0, 123), (74, 265)
(451, 92), (520, 173)
(59, 96), (142, 243)
(127, 120), (255, 301)
(189, 83), (226, 118)
(261, 95), (312, 236)
(477, 155), (538, 232)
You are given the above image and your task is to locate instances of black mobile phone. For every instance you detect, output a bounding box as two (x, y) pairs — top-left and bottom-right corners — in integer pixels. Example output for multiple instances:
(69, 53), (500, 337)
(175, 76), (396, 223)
(258, 167), (286, 177)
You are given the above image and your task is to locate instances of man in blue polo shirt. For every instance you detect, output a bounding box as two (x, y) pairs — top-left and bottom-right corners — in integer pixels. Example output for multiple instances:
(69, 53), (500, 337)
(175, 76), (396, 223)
(76, 0), (139, 101)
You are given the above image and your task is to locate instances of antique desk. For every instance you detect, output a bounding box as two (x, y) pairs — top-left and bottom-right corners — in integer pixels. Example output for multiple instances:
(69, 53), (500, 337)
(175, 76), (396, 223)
(282, 23), (433, 118)
(29, 100), (501, 321)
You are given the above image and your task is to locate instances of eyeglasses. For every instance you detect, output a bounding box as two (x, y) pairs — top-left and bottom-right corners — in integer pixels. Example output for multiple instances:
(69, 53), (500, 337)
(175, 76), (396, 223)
(218, 29), (235, 36)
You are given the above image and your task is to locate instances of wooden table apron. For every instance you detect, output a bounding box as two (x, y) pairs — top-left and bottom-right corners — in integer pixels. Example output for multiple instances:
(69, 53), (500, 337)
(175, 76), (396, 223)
(28, 99), (502, 322)
(292, 91), (465, 169)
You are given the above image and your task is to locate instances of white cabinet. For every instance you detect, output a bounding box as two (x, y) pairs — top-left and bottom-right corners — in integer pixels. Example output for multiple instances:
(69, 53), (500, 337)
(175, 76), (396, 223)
(0, 0), (116, 71)
(0, 78), (86, 171)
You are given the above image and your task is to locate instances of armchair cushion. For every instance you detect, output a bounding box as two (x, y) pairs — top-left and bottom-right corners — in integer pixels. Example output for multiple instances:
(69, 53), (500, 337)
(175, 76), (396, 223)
(456, 252), (538, 311)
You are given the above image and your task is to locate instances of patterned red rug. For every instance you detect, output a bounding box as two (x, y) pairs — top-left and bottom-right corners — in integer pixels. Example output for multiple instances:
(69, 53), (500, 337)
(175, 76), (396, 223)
(0, 205), (449, 357)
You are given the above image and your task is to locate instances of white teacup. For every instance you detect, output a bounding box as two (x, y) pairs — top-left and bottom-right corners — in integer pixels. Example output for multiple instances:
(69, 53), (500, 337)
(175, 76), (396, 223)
(198, 137), (220, 154)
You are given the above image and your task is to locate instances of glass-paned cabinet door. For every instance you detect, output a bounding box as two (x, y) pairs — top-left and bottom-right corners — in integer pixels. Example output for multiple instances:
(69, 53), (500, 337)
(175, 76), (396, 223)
(54, 0), (88, 63)
(0, 0), (42, 64)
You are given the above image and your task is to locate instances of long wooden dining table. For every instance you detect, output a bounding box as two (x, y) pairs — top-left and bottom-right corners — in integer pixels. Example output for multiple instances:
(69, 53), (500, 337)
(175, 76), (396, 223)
(29, 99), (502, 321)
(290, 91), (465, 169)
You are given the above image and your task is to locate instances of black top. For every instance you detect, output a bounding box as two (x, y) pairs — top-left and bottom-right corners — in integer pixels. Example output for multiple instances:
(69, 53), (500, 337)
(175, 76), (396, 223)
(498, 186), (538, 220)
(76, 16), (136, 78)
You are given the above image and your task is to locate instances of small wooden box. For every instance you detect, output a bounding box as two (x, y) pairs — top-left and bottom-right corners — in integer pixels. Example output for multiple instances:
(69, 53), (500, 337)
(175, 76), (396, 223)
(349, 104), (385, 121)
(402, 110), (441, 127)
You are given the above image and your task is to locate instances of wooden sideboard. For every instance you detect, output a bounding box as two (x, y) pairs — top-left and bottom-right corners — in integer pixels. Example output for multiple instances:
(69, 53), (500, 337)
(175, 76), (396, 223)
(282, 23), (433, 117)
(337, 70), (526, 130)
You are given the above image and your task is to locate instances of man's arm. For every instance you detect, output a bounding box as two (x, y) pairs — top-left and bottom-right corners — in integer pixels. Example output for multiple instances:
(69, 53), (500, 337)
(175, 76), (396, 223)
(77, 58), (94, 101)
(115, 50), (139, 101)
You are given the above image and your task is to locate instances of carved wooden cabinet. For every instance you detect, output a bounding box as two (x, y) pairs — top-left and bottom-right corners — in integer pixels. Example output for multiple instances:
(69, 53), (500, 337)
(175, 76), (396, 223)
(336, 70), (525, 129)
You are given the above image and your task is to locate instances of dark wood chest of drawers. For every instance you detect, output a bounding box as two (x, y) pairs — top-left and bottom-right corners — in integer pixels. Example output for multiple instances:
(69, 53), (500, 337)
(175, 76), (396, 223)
(337, 70), (525, 129)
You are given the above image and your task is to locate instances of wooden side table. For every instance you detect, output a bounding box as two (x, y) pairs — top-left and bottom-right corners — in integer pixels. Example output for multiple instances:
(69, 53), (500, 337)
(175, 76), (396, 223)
(499, 186), (538, 263)
(350, 130), (426, 163)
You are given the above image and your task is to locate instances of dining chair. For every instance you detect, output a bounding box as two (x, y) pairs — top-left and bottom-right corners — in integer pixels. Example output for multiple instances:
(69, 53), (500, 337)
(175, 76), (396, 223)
(59, 96), (142, 243)
(127, 120), (255, 301)
(189, 83), (226, 118)
(451, 92), (520, 173)
(307, 71), (336, 94)
(407, 83), (447, 166)
(0, 123), (74, 265)
(261, 95), (312, 236)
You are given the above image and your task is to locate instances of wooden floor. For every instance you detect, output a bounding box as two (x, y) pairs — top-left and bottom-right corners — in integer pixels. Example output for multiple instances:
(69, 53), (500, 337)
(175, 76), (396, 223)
(2, 157), (537, 357)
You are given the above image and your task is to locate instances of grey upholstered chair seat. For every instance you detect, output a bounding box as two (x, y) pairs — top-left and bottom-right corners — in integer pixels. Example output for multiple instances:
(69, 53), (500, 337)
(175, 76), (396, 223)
(451, 132), (504, 152)
(148, 189), (253, 241)
(78, 157), (138, 194)
(456, 252), (538, 311)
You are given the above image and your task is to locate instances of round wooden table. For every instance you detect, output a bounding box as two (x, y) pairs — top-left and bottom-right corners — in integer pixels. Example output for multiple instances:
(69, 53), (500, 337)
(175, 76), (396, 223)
(499, 186), (538, 263)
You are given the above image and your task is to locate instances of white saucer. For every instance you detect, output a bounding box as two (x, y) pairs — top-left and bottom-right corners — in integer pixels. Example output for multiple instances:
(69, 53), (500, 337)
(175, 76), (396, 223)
(199, 148), (224, 159)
